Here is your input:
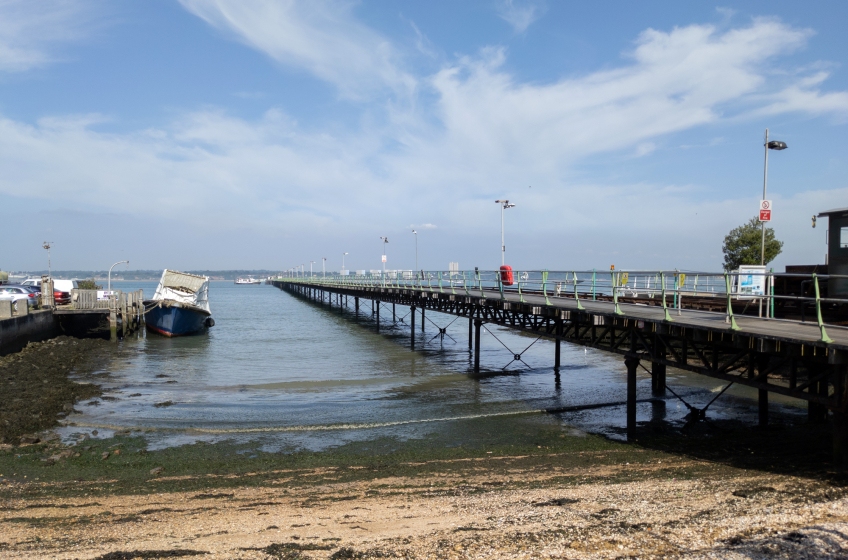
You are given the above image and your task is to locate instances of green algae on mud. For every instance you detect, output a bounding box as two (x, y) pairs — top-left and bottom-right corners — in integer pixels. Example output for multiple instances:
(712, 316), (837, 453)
(0, 416), (679, 500)
(0, 336), (109, 445)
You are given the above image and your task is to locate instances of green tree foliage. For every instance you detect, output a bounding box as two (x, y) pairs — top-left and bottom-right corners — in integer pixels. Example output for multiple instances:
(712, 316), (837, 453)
(722, 216), (783, 271)
(77, 278), (102, 290)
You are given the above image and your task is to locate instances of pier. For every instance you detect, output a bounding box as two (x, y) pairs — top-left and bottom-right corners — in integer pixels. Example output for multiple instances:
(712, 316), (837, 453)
(271, 269), (848, 465)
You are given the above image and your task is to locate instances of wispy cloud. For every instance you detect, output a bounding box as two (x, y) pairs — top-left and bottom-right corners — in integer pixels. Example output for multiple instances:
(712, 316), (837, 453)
(495, 0), (544, 33)
(1, 15), (846, 269)
(0, 0), (99, 72)
(179, 0), (416, 100)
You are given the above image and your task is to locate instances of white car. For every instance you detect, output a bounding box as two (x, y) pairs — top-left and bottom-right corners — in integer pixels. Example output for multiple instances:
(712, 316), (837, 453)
(0, 285), (39, 308)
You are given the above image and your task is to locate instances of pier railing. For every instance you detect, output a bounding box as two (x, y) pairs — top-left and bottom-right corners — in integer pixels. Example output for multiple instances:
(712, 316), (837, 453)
(274, 269), (847, 344)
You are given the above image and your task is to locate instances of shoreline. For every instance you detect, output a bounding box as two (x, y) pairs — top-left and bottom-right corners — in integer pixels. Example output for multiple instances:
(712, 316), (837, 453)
(1, 339), (847, 558)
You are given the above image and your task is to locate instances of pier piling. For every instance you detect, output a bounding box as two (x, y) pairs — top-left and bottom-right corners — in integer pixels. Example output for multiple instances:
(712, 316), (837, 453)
(625, 356), (640, 440)
(473, 319), (482, 373)
(410, 306), (416, 349)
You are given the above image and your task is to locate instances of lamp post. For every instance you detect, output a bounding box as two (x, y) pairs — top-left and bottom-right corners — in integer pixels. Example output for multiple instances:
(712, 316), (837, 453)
(380, 236), (389, 278)
(322, 257), (326, 277)
(108, 260), (129, 292)
(43, 241), (53, 279)
(342, 252), (349, 274)
(761, 129), (787, 265)
(310, 260), (315, 277)
(412, 229), (418, 275)
(494, 200), (516, 266)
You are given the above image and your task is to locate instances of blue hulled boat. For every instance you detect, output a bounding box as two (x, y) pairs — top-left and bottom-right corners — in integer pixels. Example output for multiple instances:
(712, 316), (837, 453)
(144, 270), (214, 337)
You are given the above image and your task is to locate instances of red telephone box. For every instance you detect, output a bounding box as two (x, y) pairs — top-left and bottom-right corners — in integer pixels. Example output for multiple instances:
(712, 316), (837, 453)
(499, 265), (514, 286)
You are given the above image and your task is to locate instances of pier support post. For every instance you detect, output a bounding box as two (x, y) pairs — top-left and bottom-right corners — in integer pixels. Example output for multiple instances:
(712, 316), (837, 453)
(393, 303), (396, 322)
(473, 319), (482, 373)
(759, 390), (769, 428)
(625, 356), (640, 440)
(376, 300), (380, 332)
(421, 307), (425, 331)
(355, 297), (360, 314)
(554, 318), (562, 371)
(109, 309), (118, 342)
(468, 315), (473, 349)
(809, 375), (828, 423)
(410, 306), (416, 349)
(832, 362), (848, 469)
(651, 336), (667, 396)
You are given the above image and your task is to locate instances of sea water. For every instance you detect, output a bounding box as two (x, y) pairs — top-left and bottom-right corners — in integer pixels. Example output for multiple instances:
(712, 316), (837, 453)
(59, 281), (806, 450)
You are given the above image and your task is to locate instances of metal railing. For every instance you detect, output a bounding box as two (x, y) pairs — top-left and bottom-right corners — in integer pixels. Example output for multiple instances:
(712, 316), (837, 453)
(69, 289), (144, 311)
(274, 269), (847, 344)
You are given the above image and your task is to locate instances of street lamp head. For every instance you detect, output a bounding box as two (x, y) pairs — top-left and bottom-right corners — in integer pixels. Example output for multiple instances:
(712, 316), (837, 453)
(343, 252), (349, 256)
(380, 236), (389, 243)
(412, 229), (416, 234)
(812, 215), (817, 228)
(766, 140), (787, 150)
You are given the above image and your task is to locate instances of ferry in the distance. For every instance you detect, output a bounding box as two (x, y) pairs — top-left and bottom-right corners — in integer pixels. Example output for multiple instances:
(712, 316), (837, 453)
(235, 277), (262, 285)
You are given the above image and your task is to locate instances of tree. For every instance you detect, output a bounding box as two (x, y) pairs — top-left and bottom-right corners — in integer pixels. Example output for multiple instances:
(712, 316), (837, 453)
(722, 216), (783, 271)
(78, 278), (102, 290)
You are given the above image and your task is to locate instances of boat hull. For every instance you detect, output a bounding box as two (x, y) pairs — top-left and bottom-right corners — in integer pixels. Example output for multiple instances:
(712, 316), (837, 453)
(144, 303), (211, 337)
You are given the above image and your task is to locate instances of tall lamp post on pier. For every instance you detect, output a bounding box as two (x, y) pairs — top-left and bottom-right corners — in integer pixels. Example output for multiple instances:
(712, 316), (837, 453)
(43, 241), (53, 279)
(310, 261), (315, 277)
(760, 129), (787, 265)
(495, 199), (515, 266)
(322, 257), (326, 277)
(108, 260), (129, 292)
(342, 252), (349, 274)
(412, 229), (418, 276)
(380, 237), (389, 280)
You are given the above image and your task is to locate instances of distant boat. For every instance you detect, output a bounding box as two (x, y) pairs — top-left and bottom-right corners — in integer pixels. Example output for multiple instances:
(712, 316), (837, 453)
(144, 270), (214, 337)
(235, 277), (261, 285)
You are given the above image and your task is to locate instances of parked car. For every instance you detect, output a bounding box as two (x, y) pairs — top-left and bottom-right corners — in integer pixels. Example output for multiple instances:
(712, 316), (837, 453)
(0, 284), (40, 308)
(52, 279), (79, 305)
(21, 278), (42, 288)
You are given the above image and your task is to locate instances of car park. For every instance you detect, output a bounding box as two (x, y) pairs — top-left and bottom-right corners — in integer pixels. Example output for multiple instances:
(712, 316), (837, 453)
(0, 284), (40, 308)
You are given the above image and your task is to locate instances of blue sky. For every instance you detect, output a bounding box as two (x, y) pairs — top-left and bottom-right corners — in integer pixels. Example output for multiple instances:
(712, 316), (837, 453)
(1, 0), (846, 273)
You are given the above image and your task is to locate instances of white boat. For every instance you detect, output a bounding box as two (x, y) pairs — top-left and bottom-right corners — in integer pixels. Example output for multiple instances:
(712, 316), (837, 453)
(144, 270), (214, 336)
(235, 277), (261, 285)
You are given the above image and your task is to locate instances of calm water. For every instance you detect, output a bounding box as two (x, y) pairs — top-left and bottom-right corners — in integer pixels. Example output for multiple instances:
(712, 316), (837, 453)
(59, 281), (805, 450)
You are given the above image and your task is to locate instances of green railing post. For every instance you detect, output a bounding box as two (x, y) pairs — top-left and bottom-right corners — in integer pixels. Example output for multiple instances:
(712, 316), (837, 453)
(499, 273), (505, 301)
(592, 269), (596, 300)
(661, 272), (673, 322)
(517, 272), (527, 303)
(724, 272), (739, 331)
(813, 273), (833, 343)
(769, 268), (775, 319)
(541, 270), (550, 305)
(438, 271), (444, 293)
(573, 271), (585, 311)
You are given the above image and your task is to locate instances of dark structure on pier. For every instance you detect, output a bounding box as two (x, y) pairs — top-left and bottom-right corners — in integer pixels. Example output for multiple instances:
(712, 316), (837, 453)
(270, 278), (848, 466)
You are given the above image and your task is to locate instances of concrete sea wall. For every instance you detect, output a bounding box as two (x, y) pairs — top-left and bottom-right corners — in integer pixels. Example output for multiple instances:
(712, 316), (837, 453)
(0, 309), (59, 356)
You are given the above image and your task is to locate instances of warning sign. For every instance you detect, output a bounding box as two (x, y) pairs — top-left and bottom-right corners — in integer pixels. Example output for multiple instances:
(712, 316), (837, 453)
(759, 200), (772, 222)
(381, 255), (387, 263)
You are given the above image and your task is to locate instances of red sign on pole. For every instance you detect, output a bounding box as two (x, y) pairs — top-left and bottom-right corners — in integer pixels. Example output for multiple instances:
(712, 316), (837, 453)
(759, 200), (772, 222)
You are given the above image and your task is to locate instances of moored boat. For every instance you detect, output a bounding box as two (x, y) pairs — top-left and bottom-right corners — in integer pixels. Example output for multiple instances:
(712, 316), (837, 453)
(235, 277), (261, 284)
(144, 270), (214, 336)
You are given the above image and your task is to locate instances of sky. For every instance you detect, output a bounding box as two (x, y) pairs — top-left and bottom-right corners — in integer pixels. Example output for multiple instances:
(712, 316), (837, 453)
(1, 0), (846, 273)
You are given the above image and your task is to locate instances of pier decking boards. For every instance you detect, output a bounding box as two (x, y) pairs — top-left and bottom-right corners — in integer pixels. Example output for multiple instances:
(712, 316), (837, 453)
(271, 277), (848, 466)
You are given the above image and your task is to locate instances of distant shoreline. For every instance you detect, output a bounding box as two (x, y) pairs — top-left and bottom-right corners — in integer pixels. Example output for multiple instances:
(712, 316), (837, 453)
(4, 270), (280, 282)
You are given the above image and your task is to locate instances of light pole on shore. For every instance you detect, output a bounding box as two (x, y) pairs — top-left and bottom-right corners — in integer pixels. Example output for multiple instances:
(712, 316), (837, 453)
(342, 252), (349, 273)
(495, 200), (515, 266)
(108, 260), (129, 291)
(760, 129), (787, 265)
(412, 229), (418, 276)
(380, 237), (389, 279)
(43, 241), (53, 279)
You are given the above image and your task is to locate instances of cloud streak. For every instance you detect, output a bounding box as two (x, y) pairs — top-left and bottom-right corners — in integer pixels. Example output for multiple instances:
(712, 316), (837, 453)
(179, 0), (416, 100)
(0, 0), (99, 72)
